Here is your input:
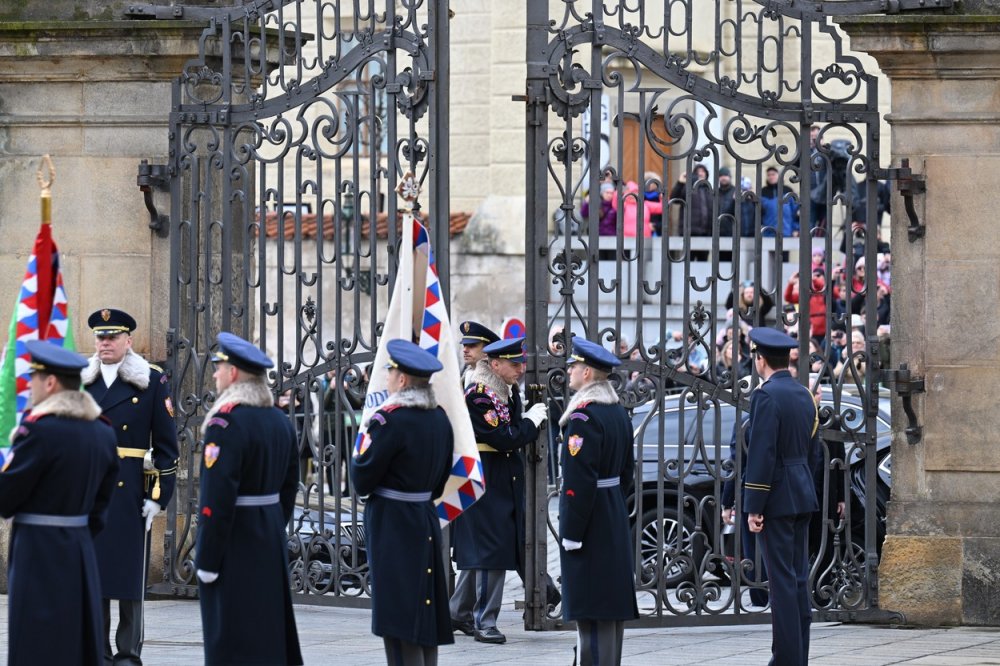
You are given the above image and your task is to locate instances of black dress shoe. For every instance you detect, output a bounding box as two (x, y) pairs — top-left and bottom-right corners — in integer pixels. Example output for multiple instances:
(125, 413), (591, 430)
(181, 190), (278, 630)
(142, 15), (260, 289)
(451, 619), (475, 636)
(546, 585), (562, 609)
(474, 627), (507, 644)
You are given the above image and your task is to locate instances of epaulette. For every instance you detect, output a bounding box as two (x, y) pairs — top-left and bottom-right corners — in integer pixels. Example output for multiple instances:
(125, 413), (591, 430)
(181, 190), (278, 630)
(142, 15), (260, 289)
(220, 402), (238, 414)
(149, 363), (164, 373)
(24, 412), (47, 423)
(380, 404), (402, 414)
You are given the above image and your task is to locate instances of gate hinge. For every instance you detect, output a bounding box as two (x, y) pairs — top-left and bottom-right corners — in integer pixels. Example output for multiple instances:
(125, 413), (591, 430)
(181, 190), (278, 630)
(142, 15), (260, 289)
(881, 362), (924, 445)
(875, 158), (925, 242)
(137, 160), (169, 239)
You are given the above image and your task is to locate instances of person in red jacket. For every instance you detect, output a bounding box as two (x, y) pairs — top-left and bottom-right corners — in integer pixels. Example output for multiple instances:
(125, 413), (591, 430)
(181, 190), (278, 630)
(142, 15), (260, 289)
(783, 268), (840, 341)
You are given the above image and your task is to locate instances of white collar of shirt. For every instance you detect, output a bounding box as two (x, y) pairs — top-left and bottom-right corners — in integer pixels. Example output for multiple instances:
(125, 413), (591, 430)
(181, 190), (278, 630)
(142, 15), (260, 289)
(101, 361), (123, 387)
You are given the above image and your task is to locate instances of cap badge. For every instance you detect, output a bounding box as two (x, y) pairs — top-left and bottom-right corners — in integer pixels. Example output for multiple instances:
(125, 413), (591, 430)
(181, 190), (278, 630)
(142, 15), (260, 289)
(101, 309), (111, 322)
(462, 323), (470, 333)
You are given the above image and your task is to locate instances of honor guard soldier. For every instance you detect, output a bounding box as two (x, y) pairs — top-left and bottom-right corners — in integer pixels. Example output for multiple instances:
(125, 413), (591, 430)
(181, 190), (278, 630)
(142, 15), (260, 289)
(197, 332), (302, 665)
(458, 321), (499, 386)
(0, 341), (119, 666)
(351, 339), (455, 665)
(449, 336), (548, 644)
(558, 338), (637, 666)
(84, 308), (179, 666)
(744, 328), (819, 666)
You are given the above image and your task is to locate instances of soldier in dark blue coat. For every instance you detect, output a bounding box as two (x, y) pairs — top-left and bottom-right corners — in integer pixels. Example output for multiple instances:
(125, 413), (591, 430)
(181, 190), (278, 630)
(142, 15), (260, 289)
(0, 341), (119, 666)
(449, 337), (548, 644)
(558, 338), (637, 666)
(196, 332), (302, 665)
(351, 339), (455, 665)
(83, 308), (179, 666)
(458, 320), (499, 386)
(744, 328), (819, 666)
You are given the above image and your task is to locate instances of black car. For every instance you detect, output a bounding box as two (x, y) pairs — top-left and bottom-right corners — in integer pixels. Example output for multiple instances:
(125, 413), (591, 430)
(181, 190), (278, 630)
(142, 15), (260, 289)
(629, 389), (891, 587)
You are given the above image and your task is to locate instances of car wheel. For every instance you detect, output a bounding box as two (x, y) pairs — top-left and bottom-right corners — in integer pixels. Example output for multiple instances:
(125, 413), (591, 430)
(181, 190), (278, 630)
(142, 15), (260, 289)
(636, 506), (704, 587)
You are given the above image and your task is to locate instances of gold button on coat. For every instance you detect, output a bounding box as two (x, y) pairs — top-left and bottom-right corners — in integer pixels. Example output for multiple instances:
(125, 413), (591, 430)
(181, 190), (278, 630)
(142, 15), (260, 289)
(132, 397), (139, 404)
(122, 425), (128, 431)
(118, 481), (124, 487)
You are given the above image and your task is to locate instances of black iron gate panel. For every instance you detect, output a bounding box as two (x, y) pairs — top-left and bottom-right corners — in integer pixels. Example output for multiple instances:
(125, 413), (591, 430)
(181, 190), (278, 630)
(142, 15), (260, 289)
(523, 0), (940, 629)
(158, 0), (449, 602)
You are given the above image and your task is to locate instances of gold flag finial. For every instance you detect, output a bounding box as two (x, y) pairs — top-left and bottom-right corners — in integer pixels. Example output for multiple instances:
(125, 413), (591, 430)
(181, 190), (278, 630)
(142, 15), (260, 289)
(37, 155), (55, 225)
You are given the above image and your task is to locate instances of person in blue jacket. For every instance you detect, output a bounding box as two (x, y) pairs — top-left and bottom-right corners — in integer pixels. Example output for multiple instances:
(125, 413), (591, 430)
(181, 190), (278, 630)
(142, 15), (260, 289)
(0, 341), (119, 666)
(558, 338), (637, 666)
(744, 328), (819, 666)
(352, 338), (455, 665)
(83, 308), (179, 666)
(449, 337), (548, 644)
(196, 332), (302, 665)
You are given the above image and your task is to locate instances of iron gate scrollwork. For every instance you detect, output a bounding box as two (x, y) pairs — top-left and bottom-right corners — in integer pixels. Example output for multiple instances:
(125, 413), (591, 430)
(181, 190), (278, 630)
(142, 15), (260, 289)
(158, 0), (450, 602)
(524, 0), (947, 629)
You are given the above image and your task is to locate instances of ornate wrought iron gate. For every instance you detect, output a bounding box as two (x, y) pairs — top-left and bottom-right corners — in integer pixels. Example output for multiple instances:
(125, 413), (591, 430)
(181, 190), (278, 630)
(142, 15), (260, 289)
(523, 0), (947, 629)
(153, 0), (450, 601)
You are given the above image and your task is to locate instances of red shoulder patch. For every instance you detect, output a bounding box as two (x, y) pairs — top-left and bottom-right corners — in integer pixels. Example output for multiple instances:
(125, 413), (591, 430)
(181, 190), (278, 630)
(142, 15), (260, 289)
(381, 404), (402, 413)
(24, 412), (46, 423)
(577, 401), (591, 409)
(219, 403), (238, 414)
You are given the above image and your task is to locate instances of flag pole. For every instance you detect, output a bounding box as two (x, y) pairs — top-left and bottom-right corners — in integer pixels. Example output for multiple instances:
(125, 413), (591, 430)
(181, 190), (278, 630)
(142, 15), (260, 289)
(396, 172), (419, 341)
(36, 154), (55, 225)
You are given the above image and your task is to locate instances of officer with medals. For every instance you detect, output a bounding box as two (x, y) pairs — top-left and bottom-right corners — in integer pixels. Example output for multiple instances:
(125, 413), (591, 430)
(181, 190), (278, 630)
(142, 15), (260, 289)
(351, 339), (455, 665)
(84, 308), (179, 666)
(458, 321), (499, 386)
(196, 332), (302, 665)
(558, 338), (637, 666)
(449, 336), (548, 644)
(0, 341), (119, 666)
(743, 328), (819, 666)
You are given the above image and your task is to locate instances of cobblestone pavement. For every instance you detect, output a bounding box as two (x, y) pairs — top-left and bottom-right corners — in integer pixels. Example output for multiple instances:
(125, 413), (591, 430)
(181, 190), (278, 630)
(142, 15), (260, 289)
(2, 589), (1000, 665)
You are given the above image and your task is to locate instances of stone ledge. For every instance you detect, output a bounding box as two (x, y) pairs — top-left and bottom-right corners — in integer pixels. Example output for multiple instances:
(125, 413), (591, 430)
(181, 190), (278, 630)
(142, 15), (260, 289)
(879, 535), (962, 626)
(887, 501), (1000, 538)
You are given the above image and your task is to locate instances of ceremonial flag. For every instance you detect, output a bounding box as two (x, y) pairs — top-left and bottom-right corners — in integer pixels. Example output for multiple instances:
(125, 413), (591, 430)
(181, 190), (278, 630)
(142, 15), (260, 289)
(355, 214), (484, 527)
(0, 157), (74, 463)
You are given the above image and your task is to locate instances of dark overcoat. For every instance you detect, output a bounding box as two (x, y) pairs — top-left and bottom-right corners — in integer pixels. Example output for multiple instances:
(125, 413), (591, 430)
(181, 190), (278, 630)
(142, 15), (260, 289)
(350, 396), (454, 647)
(0, 392), (118, 666)
(558, 391), (638, 622)
(196, 392), (302, 666)
(451, 378), (537, 571)
(87, 354), (179, 601)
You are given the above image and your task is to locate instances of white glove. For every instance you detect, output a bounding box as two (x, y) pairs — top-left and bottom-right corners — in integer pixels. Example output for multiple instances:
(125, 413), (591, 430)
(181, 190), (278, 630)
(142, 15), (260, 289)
(562, 538), (583, 551)
(141, 499), (161, 532)
(197, 569), (219, 584)
(524, 402), (548, 427)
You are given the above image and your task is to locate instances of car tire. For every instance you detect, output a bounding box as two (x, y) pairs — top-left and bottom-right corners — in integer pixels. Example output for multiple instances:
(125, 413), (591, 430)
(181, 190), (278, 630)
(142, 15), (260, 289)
(636, 506), (705, 588)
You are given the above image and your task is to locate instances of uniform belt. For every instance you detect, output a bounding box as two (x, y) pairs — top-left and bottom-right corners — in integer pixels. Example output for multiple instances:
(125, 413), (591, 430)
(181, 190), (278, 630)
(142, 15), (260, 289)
(372, 488), (432, 503)
(596, 477), (620, 488)
(14, 513), (88, 527)
(477, 443), (499, 453)
(117, 447), (147, 459)
(234, 493), (280, 507)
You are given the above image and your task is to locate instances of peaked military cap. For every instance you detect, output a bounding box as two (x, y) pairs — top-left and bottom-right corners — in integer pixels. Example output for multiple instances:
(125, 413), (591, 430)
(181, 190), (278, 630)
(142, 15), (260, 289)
(25, 340), (88, 376)
(211, 332), (274, 374)
(384, 339), (443, 378)
(483, 336), (526, 364)
(749, 327), (798, 355)
(88, 308), (137, 337)
(459, 321), (500, 346)
(567, 338), (621, 373)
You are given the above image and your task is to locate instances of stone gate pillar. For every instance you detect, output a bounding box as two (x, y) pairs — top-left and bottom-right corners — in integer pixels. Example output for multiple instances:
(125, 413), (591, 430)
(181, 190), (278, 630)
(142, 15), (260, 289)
(840, 11), (1000, 626)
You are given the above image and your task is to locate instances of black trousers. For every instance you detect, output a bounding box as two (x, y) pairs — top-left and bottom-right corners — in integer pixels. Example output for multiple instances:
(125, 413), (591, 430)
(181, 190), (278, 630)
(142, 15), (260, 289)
(103, 598), (143, 666)
(759, 513), (812, 666)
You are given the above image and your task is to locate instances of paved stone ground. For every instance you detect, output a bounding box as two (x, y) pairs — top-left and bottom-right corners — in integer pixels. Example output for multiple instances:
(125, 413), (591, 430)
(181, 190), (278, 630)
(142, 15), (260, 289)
(3, 591), (1000, 665)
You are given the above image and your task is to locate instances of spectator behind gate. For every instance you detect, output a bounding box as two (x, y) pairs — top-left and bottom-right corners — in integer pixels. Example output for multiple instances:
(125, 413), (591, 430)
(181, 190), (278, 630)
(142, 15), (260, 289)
(611, 180), (661, 237)
(669, 164), (713, 237)
(581, 181), (617, 236)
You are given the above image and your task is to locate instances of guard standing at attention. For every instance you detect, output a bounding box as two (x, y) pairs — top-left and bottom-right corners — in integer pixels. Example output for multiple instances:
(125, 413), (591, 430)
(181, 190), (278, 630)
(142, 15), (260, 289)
(196, 332), (302, 665)
(351, 339), (455, 665)
(195, 333), (301, 663)
(449, 337), (548, 644)
(0, 341), (119, 666)
(558, 338), (637, 666)
(84, 308), (179, 666)
(744, 328), (819, 666)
